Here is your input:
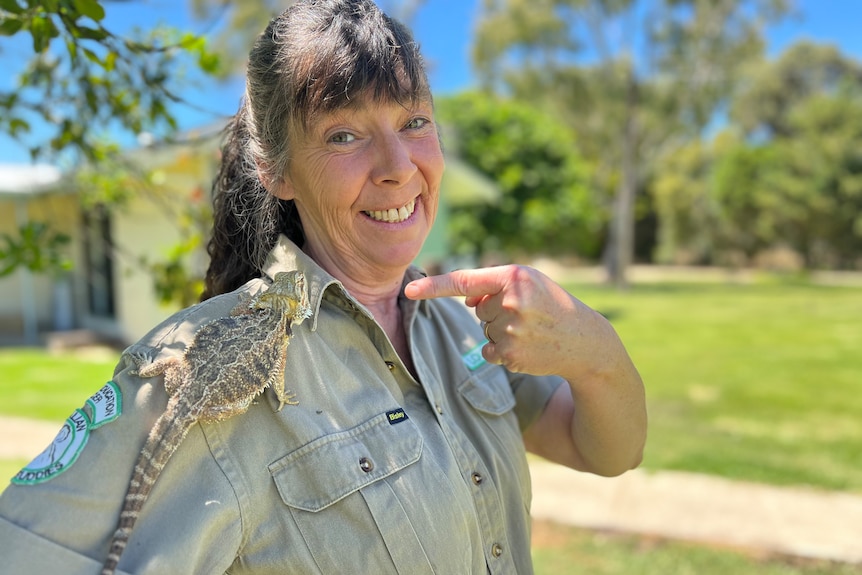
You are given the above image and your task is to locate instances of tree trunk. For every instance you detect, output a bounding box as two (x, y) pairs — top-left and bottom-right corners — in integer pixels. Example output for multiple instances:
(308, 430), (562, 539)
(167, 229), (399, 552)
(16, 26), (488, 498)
(607, 66), (638, 289)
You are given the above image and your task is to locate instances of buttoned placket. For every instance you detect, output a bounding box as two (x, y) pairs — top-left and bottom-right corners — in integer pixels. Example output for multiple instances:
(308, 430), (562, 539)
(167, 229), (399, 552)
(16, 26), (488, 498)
(407, 323), (517, 575)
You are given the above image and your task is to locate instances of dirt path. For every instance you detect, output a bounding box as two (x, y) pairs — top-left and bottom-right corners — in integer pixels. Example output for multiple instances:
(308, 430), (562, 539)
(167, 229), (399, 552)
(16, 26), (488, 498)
(0, 415), (61, 459)
(529, 460), (862, 565)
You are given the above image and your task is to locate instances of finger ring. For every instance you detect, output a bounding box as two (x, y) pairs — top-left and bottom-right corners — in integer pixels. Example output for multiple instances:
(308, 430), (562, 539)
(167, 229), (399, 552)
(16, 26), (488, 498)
(483, 321), (494, 344)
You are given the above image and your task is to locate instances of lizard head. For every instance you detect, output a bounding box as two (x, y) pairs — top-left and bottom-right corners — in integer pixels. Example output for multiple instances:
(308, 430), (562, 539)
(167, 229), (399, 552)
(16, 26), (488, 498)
(258, 271), (313, 325)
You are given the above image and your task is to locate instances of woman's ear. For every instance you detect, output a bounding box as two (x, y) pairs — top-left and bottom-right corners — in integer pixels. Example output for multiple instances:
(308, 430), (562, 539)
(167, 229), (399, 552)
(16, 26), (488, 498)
(257, 162), (295, 200)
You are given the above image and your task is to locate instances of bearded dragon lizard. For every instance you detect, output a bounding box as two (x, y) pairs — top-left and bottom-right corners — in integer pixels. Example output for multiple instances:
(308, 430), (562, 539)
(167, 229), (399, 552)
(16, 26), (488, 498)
(101, 271), (312, 575)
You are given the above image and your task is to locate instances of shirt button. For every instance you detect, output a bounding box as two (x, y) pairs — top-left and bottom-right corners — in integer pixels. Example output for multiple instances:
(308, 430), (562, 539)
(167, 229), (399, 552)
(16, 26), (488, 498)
(471, 472), (484, 485)
(385, 361), (395, 371)
(435, 403), (443, 415)
(491, 543), (504, 558)
(359, 457), (374, 473)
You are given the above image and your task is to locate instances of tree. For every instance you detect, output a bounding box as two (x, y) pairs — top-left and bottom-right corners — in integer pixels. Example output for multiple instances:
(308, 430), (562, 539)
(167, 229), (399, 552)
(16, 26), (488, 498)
(654, 41), (862, 270)
(436, 91), (599, 260)
(0, 0), (220, 298)
(715, 93), (862, 269)
(474, 0), (790, 286)
(1, 0), (219, 162)
(730, 41), (862, 139)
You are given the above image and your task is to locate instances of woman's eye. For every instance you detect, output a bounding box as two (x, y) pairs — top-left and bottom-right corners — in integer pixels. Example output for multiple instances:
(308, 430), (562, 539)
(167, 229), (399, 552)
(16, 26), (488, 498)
(329, 132), (355, 144)
(405, 117), (429, 130)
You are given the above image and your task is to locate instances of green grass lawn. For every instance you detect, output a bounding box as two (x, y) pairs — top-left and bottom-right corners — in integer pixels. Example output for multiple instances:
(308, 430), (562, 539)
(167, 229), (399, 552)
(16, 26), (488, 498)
(0, 346), (120, 421)
(531, 520), (861, 575)
(566, 280), (862, 493)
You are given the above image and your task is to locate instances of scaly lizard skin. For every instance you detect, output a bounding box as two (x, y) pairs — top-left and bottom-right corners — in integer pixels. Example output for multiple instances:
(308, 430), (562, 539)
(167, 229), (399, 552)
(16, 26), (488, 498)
(101, 271), (312, 575)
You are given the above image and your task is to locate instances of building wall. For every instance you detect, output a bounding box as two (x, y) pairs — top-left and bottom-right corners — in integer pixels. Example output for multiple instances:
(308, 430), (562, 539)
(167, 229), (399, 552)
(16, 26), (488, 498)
(106, 149), (216, 343)
(0, 194), (82, 339)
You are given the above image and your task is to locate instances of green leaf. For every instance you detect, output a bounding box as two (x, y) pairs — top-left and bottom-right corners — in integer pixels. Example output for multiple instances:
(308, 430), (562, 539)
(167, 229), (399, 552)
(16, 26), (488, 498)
(103, 50), (116, 71)
(72, 0), (105, 21)
(29, 17), (52, 52)
(0, 16), (24, 36)
(75, 24), (108, 41)
(198, 51), (220, 74)
(9, 118), (30, 135)
(82, 46), (101, 65)
(0, 0), (24, 15)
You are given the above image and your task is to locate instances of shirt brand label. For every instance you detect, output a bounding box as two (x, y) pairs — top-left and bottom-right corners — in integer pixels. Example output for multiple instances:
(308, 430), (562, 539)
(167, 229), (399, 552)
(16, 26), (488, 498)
(386, 408), (408, 425)
(462, 342), (487, 371)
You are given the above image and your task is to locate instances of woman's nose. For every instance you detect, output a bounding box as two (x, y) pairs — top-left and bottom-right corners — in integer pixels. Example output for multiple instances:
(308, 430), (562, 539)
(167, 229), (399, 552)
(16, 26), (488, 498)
(371, 133), (417, 187)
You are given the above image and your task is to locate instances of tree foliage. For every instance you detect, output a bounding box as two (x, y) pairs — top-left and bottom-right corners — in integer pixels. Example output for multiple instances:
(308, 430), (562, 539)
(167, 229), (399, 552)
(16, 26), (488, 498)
(436, 92), (599, 259)
(0, 0), (220, 162)
(653, 41), (862, 269)
(0, 221), (71, 277)
(473, 0), (790, 284)
(1, 0), (220, 300)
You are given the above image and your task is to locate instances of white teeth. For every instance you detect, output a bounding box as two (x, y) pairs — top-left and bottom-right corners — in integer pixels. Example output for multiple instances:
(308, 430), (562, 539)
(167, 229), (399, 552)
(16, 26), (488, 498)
(366, 200), (415, 223)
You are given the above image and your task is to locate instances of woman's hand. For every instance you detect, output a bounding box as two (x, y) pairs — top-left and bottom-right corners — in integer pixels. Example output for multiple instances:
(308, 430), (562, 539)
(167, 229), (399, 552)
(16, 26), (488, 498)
(405, 265), (647, 476)
(405, 265), (616, 380)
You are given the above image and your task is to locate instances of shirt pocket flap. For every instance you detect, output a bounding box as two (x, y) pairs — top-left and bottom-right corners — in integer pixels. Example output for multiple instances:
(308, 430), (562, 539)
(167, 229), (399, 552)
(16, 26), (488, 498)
(269, 412), (423, 512)
(458, 365), (516, 416)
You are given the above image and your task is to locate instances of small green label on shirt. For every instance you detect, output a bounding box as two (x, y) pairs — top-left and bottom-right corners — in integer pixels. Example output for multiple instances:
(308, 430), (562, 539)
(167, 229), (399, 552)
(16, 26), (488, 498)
(462, 342), (487, 371)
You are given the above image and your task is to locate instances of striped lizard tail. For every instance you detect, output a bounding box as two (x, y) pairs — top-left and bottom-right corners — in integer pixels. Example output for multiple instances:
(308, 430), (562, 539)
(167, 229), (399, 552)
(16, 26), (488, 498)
(101, 396), (195, 575)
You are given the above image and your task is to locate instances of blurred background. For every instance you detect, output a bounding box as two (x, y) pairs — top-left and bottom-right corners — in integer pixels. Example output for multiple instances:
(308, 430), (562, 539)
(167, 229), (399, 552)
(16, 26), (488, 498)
(1, 1), (860, 573)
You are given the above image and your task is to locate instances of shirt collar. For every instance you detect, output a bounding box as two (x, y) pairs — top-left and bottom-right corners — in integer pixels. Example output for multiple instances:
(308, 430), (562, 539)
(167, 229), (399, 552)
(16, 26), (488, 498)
(261, 235), (431, 331)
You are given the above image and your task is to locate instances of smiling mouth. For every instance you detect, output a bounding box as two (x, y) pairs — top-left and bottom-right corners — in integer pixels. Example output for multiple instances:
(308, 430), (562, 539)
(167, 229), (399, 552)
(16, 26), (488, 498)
(364, 199), (416, 223)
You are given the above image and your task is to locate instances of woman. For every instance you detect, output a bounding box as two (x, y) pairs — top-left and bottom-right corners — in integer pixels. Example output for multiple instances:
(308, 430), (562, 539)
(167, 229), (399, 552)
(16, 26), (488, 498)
(0, 1), (646, 573)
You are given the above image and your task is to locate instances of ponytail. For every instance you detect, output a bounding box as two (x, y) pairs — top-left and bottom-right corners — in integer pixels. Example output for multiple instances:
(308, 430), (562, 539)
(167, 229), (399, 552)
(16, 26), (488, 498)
(200, 104), (303, 301)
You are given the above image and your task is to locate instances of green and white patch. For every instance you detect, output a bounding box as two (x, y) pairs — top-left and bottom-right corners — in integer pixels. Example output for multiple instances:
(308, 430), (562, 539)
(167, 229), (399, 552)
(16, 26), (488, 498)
(87, 380), (123, 428)
(12, 381), (122, 486)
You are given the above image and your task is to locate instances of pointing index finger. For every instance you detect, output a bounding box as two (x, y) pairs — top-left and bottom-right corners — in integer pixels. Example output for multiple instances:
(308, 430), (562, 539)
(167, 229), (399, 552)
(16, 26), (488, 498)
(405, 267), (507, 301)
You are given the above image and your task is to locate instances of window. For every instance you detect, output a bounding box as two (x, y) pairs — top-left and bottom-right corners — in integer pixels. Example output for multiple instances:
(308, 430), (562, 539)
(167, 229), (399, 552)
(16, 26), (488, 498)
(82, 205), (115, 318)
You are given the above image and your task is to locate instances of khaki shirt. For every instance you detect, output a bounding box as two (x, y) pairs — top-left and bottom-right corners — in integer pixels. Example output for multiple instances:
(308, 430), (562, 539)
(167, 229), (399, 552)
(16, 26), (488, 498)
(0, 236), (562, 574)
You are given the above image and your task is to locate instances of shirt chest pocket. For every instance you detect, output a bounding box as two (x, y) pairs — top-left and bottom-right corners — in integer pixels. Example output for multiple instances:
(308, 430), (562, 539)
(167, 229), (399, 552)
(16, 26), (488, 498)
(268, 413), (436, 574)
(457, 363), (516, 416)
(269, 412), (422, 512)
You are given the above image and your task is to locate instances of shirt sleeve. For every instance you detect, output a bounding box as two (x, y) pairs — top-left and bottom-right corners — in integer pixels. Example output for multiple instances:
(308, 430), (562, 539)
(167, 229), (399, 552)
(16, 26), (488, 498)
(0, 516), (134, 575)
(509, 372), (565, 432)
(0, 354), (242, 574)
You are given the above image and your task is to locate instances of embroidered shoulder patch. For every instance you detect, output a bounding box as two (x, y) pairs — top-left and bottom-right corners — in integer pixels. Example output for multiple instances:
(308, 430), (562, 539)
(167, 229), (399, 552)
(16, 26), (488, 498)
(462, 341), (487, 371)
(12, 409), (91, 485)
(12, 381), (123, 486)
(87, 381), (123, 429)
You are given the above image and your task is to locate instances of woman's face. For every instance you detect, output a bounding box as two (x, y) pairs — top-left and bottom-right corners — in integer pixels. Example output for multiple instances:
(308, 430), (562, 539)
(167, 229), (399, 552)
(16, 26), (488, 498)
(274, 97), (444, 284)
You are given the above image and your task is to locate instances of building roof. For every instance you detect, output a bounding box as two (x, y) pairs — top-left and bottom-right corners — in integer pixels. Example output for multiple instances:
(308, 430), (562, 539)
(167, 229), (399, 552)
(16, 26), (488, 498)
(0, 164), (64, 198)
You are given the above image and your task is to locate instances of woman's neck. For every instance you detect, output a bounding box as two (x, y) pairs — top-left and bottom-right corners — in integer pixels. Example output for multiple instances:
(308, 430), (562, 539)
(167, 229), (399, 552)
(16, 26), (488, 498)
(303, 243), (416, 375)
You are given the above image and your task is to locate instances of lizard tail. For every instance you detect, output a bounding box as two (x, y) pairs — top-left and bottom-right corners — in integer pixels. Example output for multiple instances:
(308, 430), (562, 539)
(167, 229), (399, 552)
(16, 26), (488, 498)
(101, 397), (195, 574)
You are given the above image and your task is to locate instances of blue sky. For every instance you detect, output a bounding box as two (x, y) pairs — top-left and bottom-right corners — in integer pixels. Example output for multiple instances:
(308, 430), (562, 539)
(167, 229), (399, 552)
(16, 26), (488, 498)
(2, 0), (861, 164)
